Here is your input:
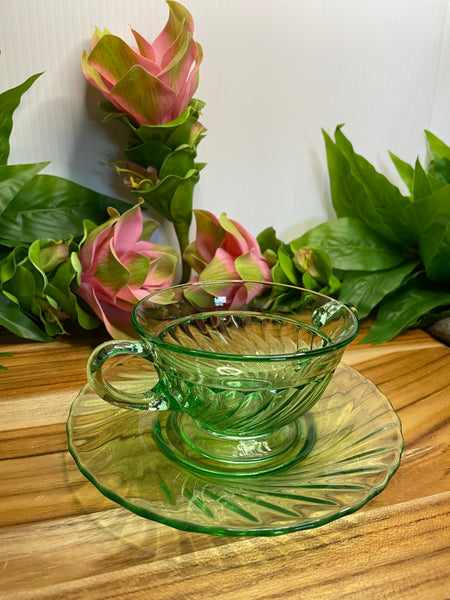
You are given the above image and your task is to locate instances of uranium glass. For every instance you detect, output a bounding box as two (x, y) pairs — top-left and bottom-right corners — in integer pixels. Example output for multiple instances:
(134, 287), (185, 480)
(70, 281), (402, 535)
(67, 361), (403, 536)
(86, 281), (359, 475)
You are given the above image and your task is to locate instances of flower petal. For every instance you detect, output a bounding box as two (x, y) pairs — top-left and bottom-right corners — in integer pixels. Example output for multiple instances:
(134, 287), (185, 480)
(159, 34), (198, 93)
(152, 0), (195, 64)
(82, 49), (112, 94)
(110, 65), (177, 125)
(87, 34), (160, 87)
(122, 252), (151, 288)
(193, 210), (222, 261)
(91, 26), (110, 49)
(235, 251), (268, 282)
(171, 41), (203, 116)
(94, 241), (130, 292)
(112, 204), (143, 255)
(199, 248), (238, 282)
(79, 222), (114, 273)
(183, 240), (208, 273)
(144, 251), (178, 287)
(131, 28), (156, 61)
(219, 213), (253, 256)
(77, 281), (135, 339)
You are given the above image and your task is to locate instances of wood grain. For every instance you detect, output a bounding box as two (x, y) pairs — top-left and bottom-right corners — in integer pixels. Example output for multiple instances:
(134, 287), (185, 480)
(1, 324), (449, 599)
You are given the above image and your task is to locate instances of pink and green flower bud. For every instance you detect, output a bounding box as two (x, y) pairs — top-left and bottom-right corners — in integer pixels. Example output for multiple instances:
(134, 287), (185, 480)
(82, 1), (203, 126)
(293, 247), (341, 295)
(38, 241), (70, 273)
(294, 247), (332, 286)
(183, 210), (272, 307)
(77, 203), (178, 338)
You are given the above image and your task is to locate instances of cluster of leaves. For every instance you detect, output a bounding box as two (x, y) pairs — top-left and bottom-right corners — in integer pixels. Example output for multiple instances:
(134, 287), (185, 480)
(269, 126), (450, 344)
(102, 98), (206, 282)
(257, 226), (340, 300)
(0, 72), (129, 342)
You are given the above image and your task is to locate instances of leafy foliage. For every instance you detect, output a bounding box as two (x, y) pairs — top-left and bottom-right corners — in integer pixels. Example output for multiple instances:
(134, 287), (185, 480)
(257, 227), (341, 297)
(112, 98), (206, 283)
(0, 73), (129, 343)
(268, 126), (450, 344)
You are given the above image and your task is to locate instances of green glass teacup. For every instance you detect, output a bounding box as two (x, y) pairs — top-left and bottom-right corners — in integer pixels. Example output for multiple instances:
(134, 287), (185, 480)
(87, 281), (358, 475)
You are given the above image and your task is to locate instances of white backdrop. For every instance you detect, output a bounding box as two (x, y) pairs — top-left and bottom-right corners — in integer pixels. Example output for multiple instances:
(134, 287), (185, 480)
(1, 0), (450, 246)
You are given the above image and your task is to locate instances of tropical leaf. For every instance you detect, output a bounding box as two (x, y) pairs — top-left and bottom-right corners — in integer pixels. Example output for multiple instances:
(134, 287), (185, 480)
(339, 260), (420, 319)
(0, 174), (130, 243)
(362, 280), (450, 345)
(324, 127), (416, 247)
(0, 292), (52, 341)
(291, 217), (407, 271)
(0, 72), (43, 166)
(0, 162), (48, 217)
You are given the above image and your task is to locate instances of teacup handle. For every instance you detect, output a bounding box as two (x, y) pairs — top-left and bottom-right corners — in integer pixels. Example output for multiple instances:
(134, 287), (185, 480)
(87, 340), (174, 411)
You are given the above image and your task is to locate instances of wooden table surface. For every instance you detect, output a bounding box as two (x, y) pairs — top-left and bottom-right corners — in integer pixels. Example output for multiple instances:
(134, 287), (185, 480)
(1, 324), (449, 600)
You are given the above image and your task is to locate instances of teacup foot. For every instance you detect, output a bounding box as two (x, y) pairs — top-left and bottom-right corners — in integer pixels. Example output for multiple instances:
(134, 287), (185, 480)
(153, 412), (316, 477)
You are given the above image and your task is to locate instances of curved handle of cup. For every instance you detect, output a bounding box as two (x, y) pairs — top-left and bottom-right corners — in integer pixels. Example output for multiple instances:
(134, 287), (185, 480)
(312, 299), (359, 327)
(87, 339), (173, 411)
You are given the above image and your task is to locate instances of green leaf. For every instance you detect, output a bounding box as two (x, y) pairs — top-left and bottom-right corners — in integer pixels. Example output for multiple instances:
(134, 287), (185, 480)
(389, 152), (446, 195)
(412, 159), (433, 201)
(0, 245), (27, 282)
(0, 240), (99, 336)
(402, 186), (450, 282)
(323, 128), (368, 219)
(424, 131), (450, 183)
(4, 263), (41, 314)
(419, 221), (450, 283)
(257, 227), (282, 255)
(291, 217), (407, 271)
(427, 157), (450, 184)
(0, 72), (43, 166)
(132, 169), (198, 223)
(270, 261), (291, 285)
(159, 145), (197, 179)
(0, 174), (130, 243)
(235, 253), (266, 281)
(300, 271), (318, 291)
(95, 247), (130, 291)
(0, 292), (51, 341)
(125, 138), (172, 172)
(136, 99), (205, 147)
(324, 127), (416, 247)
(339, 260), (420, 319)
(425, 130), (450, 162)
(362, 281), (450, 344)
(169, 174), (197, 223)
(45, 259), (100, 331)
(277, 244), (299, 284)
(389, 151), (414, 194)
(0, 162), (49, 217)
(293, 247), (332, 285)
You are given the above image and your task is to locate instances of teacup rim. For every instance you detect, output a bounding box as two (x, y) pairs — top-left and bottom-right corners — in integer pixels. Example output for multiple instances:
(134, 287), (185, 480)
(131, 280), (360, 361)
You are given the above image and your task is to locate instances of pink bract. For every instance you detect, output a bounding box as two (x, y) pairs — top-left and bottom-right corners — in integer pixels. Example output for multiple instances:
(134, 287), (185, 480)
(77, 204), (178, 338)
(183, 210), (272, 307)
(82, 1), (202, 126)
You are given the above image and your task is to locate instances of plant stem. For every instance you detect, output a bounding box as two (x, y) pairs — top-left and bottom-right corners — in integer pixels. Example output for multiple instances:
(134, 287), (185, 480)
(174, 221), (192, 283)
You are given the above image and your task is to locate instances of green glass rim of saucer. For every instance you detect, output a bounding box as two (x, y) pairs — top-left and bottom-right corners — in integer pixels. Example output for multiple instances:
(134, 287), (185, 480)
(67, 362), (403, 537)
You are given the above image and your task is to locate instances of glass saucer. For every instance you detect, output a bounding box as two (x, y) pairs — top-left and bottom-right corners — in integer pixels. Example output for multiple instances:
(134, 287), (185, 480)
(67, 361), (403, 537)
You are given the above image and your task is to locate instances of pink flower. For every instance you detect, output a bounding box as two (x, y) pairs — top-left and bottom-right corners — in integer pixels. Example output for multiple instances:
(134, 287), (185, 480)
(81, 1), (202, 126)
(77, 204), (178, 338)
(183, 210), (272, 307)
